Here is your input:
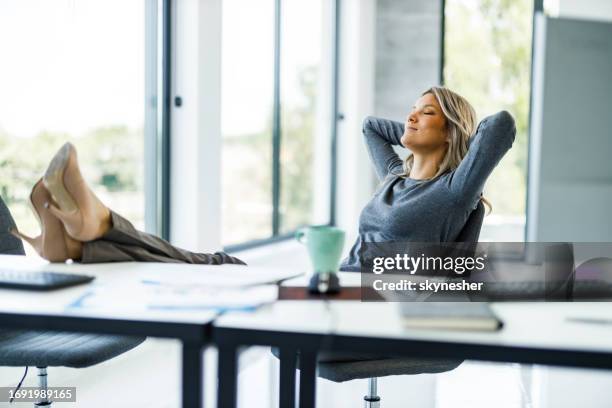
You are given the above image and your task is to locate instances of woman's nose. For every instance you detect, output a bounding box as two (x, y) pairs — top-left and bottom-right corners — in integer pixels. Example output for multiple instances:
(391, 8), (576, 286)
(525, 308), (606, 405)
(408, 112), (417, 123)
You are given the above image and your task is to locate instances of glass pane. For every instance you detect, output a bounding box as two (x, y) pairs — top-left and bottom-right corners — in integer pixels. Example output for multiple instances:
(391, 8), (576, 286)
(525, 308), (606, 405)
(0, 0), (146, 255)
(445, 0), (532, 241)
(279, 0), (331, 234)
(221, 0), (275, 245)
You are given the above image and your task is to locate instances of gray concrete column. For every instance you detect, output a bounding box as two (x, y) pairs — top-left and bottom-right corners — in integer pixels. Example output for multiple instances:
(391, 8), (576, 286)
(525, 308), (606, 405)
(375, 0), (443, 120)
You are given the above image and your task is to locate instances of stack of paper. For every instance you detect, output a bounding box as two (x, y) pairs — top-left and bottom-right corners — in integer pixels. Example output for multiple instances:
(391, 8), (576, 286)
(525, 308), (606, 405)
(66, 282), (279, 313)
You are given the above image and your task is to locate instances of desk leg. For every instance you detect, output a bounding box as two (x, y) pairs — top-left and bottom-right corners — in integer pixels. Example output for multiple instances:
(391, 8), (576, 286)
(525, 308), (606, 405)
(217, 344), (238, 408)
(298, 350), (317, 408)
(279, 347), (297, 408)
(182, 342), (203, 408)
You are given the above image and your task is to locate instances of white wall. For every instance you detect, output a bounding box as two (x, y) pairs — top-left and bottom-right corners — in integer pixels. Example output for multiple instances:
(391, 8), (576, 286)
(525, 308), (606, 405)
(171, 0), (223, 252)
(334, 0), (377, 244)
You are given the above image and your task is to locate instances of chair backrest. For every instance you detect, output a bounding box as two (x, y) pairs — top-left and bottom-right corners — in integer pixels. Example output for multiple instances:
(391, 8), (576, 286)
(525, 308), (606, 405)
(450, 200), (485, 277)
(0, 196), (25, 255)
(455, 200), (485, 243)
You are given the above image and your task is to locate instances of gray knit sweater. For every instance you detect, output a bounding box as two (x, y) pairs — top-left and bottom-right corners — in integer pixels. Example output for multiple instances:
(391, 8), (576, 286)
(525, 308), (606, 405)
(340, 111), (516, 271)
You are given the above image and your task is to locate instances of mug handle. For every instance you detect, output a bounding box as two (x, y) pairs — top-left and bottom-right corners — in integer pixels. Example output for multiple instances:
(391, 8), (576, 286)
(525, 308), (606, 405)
(295, 228), (307, 244)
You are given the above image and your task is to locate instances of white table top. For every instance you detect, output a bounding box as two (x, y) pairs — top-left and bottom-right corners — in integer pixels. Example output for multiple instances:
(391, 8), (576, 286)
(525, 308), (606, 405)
(214, 300), (612, 355)
(0, 254), (299, 326)
(281, 271), (362, 287)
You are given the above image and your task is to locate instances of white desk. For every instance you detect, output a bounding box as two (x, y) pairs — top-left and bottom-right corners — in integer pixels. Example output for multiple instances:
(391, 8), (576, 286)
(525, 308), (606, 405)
(213, 300), (612, 408)
(0, 254), (298, 408)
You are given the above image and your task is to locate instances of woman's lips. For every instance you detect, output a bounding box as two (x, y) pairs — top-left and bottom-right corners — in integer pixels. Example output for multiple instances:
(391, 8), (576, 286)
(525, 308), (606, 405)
(407, 126), (418, 131)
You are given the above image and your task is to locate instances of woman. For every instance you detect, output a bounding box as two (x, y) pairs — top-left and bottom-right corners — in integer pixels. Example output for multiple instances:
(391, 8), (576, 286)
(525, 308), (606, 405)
(314, 87), (514, 363)
(10, 86), (514, 266)
(340, 86), (515, 271)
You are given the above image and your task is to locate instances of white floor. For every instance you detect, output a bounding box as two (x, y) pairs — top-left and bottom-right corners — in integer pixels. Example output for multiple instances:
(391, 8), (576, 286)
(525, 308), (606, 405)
(2, 338), (612, 408)
(1, 338), (181, 408)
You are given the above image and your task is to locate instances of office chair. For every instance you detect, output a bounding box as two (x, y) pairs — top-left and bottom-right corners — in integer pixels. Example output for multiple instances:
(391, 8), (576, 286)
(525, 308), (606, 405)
(319, 200), (486, 407)
(0, 196), (145, 407)
(0, 197), (25, 256)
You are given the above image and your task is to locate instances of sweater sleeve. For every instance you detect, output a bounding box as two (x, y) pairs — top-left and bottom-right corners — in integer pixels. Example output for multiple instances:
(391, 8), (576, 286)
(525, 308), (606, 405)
(448, 110), (517, 206)
(362, 116), (406, 181)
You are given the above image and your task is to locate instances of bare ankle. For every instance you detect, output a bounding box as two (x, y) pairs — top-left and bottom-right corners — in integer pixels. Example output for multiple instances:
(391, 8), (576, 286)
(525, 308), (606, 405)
(99, 209), (112, 237)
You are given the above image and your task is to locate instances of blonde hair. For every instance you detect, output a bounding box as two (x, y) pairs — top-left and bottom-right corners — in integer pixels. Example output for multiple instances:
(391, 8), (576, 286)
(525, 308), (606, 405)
(400, 86), (492, 213)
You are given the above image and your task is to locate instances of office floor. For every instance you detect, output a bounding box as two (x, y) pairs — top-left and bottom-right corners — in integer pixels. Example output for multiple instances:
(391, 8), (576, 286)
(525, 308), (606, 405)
(0, 338), (181, 408)
(2, 338), (612, 408)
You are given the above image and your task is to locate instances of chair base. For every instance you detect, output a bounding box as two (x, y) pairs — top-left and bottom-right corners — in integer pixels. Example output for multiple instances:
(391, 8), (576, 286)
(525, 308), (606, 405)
(364, 396), (380, 408)
(35, 367), (52, 407)
(364, 377), (380, 407)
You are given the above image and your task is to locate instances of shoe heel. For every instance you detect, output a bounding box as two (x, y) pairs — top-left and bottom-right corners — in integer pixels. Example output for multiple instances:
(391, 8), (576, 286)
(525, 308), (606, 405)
(43, 143), (78, 213)
(10, 229), (42, 254)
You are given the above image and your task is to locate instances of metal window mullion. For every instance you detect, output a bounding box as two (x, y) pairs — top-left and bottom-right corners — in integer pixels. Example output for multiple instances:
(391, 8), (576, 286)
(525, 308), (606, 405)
(144, 0), (158, 234)
(158, 0), (172, 240)
(525, 0), (542, 242)
(272, 0), (282, 236)
(329, 0), (340, 226)
(440, 0), (446, 85)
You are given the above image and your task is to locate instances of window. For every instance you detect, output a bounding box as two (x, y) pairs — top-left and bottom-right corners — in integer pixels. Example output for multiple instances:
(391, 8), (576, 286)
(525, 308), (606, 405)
(0, 0), (161, 255)
(221, 0), (335, 247)
(221, 0), (275, 245)
(279, 0), (331, 234)
(444, 0), (533, 241)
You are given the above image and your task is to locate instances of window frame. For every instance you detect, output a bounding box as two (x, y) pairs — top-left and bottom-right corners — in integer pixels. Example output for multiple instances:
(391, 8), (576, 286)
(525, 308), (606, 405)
(222, 0), (341, 252)
(145, 0), (172, 239)
(442, 0), (539, 244)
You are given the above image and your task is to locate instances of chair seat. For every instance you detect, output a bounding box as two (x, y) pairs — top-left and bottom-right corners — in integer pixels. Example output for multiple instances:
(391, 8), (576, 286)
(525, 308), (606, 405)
(272, 347), (462, 383)
(0, 330), (145, 368)
(318, 358), (463, 383)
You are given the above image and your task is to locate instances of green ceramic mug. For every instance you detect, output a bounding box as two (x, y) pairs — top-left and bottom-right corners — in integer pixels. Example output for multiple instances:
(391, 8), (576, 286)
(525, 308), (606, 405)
(296, 226), (345, 274)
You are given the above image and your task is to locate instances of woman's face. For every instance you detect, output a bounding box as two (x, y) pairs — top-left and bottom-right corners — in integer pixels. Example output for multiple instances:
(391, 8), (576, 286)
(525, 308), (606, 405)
(400, 93), (448, 152)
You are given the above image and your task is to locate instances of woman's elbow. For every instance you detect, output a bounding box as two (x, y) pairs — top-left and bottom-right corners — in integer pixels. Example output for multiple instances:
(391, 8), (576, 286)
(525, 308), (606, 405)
(492, 110), (516, 131)
(490, 110), (517, 146)
(362, 116), (376, 133)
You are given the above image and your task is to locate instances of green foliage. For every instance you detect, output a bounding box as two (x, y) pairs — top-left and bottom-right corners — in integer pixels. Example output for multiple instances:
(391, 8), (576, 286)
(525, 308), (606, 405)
(78, 126), (143, 192)
(0, 126), (143, 204)
(221, 127), (274, 243)
(279, 66), (318, 231)
(0, 126), (143, 234)
(445, 0), (532, 215)
(222, 66), (319, 243)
